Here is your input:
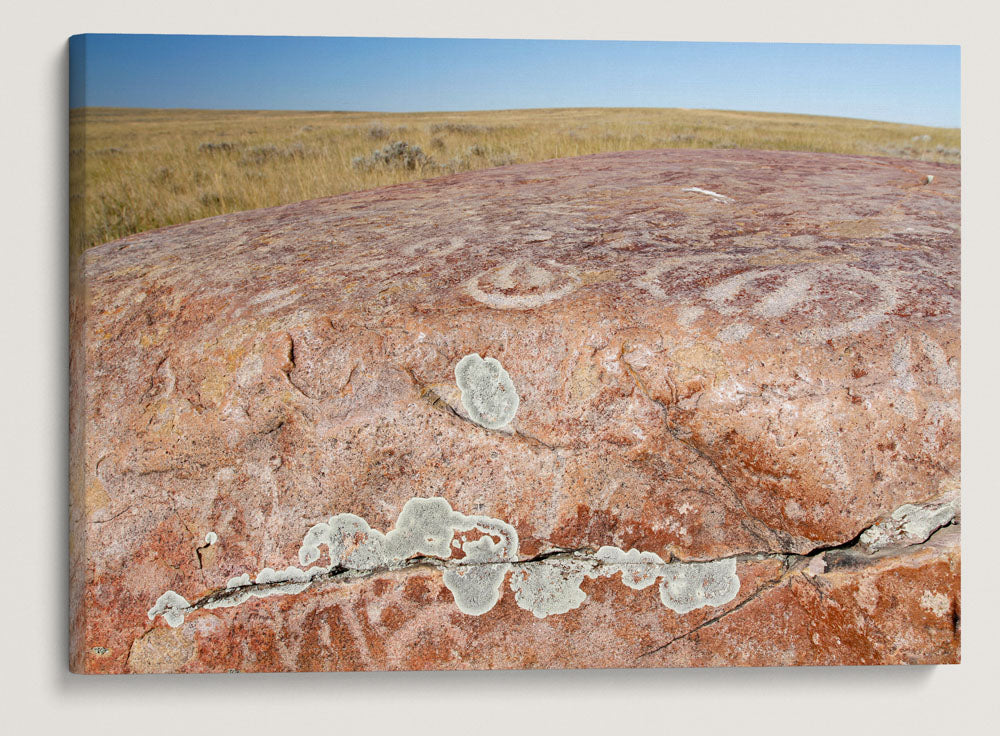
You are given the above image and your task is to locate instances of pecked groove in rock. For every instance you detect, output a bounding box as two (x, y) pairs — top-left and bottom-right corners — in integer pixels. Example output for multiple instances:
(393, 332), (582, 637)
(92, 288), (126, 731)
(71, 149), (959, 672)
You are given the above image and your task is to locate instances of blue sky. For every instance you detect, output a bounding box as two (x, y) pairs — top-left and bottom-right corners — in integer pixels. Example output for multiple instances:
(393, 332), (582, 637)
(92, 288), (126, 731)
(69, 35), (960, 127)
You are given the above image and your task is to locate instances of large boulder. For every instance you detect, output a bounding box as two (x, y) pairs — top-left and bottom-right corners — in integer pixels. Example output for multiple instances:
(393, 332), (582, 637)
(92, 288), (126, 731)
(70, 149), (960, 672)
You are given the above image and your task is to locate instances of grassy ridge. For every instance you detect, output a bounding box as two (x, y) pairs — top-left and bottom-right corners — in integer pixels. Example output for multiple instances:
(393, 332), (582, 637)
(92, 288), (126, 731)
(70, 107), (960, 255)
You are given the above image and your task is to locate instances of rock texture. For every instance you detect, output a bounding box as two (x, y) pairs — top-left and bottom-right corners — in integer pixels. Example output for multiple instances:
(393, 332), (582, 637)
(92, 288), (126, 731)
(69, 149), (960, 673)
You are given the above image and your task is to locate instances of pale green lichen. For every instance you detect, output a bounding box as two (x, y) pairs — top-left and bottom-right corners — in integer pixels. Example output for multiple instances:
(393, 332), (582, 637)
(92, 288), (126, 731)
(442, 534), (513, 615)
(147, 591), (190, 628)
(509, 559), (590, 617)
(859, 498), (957, 553)
(148, 497), (741, 626)
(507, 548), (741, 619)
(593, 546), (665, 589)
(657, 558), (741, 614)
(454, 354), (519, 429)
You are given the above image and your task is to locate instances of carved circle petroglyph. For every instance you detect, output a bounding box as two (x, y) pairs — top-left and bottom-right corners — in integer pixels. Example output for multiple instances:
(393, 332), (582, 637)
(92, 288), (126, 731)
(887, 332), (960, 429)
(465, 258), (581, 310)
(637, 258), (899, 343)
(792, 266), (899, 343)
(635, 254), (721, 302)
(402, 235), (467, 259)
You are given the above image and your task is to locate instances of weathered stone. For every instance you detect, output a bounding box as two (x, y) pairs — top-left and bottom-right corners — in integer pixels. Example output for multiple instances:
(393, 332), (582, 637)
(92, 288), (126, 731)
(69, 149), (960, 672)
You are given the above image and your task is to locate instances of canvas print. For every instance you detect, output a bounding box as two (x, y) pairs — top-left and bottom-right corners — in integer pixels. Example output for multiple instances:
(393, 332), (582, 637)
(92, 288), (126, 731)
(68, 35), (960, 673)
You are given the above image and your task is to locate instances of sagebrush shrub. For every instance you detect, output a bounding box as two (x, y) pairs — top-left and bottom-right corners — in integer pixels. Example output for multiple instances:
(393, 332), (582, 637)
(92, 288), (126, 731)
(352, 141), (434, 170)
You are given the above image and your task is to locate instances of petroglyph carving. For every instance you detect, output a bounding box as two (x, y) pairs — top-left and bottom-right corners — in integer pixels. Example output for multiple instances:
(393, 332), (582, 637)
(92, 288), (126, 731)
(717, 323), (755, 343)
(916, 333), (959, 391)
(887, 333), (959, 430)
(635, 254), (722, 302)
(640, 259), (899, 342)
(465, 258), (581, 309)
(402, 236), (467, 259)
(794, 266), (899, 343)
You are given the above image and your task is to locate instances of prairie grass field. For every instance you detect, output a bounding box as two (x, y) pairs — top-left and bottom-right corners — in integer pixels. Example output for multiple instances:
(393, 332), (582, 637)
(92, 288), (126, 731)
(70, 106), (960, 256)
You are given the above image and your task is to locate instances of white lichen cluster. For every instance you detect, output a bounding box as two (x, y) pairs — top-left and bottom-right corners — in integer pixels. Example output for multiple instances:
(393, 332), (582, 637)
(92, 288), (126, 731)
(858, 498), (957, 553)
(148, 497), (741, 627)
(454, 353), (519, 429)
(509, 551), (738, 618)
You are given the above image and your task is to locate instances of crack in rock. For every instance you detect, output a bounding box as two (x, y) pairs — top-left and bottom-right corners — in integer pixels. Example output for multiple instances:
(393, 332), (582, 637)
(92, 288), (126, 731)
(148, 492), (956, 629)
(635, 515), (959, 659)
(148, 497), (741, 625)
(637, 565), (790, 660)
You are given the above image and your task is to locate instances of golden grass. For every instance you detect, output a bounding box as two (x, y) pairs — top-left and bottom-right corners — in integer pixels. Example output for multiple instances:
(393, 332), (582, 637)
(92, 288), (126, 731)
(70, 106), (960, 256)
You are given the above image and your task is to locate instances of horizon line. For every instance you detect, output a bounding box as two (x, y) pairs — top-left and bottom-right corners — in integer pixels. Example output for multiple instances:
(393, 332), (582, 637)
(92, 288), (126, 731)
(68, 105), (961, 130)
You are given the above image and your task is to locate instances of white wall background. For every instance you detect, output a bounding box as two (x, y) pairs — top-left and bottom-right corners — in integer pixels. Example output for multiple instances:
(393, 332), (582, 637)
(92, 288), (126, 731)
(1, 1), (996, 733)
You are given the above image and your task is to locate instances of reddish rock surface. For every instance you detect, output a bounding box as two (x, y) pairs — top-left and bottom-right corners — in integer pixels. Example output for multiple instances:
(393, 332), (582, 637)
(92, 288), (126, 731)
(70, 149), (960, 673)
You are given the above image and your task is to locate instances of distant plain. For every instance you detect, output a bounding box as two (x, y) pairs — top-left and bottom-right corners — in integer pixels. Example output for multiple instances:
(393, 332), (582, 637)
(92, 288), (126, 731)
(70, 107), (961, 256)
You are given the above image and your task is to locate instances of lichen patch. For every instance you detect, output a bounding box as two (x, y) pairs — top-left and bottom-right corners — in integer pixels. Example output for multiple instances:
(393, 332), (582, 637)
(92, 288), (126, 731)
(454, 353), (520, 429)
(148, 497), (742, 625)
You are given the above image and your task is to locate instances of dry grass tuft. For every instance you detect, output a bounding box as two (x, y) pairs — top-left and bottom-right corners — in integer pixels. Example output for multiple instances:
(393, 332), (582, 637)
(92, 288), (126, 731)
(70, 107), (960, 256)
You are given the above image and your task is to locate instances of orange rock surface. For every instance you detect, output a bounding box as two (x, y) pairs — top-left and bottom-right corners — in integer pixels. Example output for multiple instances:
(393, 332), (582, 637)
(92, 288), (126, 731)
(70, 149), (960, 672)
